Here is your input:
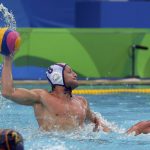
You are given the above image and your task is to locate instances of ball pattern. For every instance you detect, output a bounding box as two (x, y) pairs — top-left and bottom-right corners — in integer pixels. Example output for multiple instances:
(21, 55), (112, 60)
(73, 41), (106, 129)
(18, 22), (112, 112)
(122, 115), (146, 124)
(0, 28), (21, 56)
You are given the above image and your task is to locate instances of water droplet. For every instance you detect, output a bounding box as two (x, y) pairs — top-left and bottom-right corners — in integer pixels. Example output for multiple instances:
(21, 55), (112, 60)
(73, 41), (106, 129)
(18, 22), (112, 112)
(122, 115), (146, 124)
(0, 3), (16, 30)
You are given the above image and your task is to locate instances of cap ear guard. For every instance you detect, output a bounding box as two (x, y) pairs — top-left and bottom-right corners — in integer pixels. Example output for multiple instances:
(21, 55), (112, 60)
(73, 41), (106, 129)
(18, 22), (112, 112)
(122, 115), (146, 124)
(46, 64), (66, 87)
(46, 71), (64, 86)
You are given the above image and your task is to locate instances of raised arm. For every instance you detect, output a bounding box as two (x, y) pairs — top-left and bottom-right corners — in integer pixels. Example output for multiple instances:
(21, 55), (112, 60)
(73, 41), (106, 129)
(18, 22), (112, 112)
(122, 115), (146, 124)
(1, 56), (40, 105)
(86, 102), (111, 132)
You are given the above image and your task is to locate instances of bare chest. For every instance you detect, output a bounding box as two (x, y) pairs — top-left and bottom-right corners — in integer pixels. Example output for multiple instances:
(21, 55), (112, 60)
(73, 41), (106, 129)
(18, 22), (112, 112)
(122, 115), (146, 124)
(47, 98), (87, 122)
(57, 101), (85, 117)
(34, 95), (87, 130)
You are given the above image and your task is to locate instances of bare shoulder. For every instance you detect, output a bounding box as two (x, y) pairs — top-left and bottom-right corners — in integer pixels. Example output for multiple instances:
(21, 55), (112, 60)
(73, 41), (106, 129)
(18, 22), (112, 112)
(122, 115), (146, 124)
(30, 89), (50, 104)
(30, 89), (49, 95)
(74, 95), (88, 106)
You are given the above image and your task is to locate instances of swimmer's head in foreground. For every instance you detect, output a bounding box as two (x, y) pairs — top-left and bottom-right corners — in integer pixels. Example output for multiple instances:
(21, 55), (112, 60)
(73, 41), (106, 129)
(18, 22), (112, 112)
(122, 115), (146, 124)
(0, 129), (24, 150)
(46, 63), (78, 92)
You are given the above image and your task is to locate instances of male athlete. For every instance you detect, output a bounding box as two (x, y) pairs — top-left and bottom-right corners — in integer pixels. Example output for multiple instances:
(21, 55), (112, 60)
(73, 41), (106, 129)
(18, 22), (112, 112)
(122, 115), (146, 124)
(1, 55), (110, 132)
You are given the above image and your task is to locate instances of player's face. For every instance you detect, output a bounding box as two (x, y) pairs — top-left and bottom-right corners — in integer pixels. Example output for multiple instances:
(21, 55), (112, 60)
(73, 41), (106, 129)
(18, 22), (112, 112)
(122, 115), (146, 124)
(64, 65), (78, 90)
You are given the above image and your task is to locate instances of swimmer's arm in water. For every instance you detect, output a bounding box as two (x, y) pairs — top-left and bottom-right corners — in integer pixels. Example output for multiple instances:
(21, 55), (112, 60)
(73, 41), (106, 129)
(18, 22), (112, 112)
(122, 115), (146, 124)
(1, 56), (41, 105)
(126, 121), (150, 136)
(86, 102), (111, 132)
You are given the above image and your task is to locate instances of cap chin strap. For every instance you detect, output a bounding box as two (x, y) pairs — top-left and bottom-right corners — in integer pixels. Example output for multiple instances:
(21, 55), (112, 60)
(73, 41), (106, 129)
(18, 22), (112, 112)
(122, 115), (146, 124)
(64, 86), (72, 97)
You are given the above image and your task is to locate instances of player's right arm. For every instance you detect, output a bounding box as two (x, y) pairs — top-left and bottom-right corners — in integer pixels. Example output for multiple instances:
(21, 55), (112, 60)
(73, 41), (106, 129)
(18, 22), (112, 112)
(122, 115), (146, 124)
(1, 56), (41, 106)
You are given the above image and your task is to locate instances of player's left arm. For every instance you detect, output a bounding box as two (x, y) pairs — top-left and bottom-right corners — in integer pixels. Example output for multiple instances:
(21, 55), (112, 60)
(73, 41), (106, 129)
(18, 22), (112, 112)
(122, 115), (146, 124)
(81, 97), (111, 132)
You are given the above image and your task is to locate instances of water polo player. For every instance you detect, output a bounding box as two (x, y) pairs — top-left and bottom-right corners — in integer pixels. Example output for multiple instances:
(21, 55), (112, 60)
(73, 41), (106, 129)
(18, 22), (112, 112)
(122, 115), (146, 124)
(1, 28), (110, 132)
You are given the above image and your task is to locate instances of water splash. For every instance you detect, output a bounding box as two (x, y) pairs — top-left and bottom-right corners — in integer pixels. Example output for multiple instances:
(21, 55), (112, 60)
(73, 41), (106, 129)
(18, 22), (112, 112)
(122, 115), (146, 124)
(0, 3), (16, 30)
(95, 112), (126, 134)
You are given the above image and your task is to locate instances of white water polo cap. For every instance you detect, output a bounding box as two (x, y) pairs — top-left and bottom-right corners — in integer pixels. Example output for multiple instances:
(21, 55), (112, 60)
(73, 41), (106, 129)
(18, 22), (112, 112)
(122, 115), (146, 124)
(46, 63), (67, 87)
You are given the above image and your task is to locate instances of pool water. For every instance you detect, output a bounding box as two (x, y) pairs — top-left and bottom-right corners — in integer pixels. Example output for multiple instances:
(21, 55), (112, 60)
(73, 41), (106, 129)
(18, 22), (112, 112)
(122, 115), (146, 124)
(0, 86), (150, 150)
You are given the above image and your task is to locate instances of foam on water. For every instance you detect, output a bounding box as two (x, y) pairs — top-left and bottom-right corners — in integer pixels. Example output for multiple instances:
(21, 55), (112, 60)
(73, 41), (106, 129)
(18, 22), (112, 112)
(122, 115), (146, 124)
(1, 92), (150, 149)
(94, 112), (126, 134)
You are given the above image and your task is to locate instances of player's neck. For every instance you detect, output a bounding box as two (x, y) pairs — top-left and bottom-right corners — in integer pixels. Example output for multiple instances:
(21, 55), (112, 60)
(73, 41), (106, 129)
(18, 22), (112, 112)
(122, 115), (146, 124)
(52, 86), (72, 99)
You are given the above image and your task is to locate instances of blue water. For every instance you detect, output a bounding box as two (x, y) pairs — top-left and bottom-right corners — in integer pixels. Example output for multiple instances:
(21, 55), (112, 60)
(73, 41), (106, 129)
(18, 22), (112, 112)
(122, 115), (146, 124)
(0, 88), (150, 150)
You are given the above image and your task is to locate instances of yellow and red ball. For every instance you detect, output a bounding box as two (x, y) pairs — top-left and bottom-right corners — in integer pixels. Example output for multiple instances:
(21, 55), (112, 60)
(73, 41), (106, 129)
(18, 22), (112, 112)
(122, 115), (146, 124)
(0, 28), (21, 56)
